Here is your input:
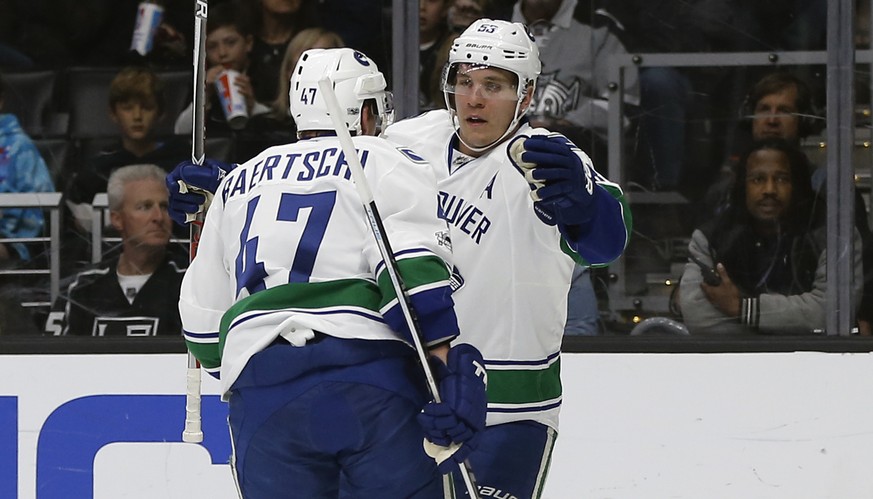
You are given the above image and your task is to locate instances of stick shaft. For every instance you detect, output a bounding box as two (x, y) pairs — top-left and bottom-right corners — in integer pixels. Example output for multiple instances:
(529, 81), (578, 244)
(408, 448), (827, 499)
(316, 77), (479, 499)
(191, 0), (208, 166)
(316, 78), (438, 399)
(182, 0), (208, 445)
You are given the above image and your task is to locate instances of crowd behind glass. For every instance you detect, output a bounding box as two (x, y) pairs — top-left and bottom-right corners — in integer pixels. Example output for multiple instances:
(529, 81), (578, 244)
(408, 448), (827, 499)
(0, 0), (869, 338)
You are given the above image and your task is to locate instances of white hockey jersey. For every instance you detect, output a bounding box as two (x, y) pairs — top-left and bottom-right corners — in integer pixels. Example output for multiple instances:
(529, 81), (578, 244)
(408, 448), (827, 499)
(180, 135), (457, 396)
(383, 110), (630, 430)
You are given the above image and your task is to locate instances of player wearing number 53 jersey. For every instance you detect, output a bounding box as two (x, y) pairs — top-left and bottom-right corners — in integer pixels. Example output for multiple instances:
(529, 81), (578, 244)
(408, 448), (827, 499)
(176, 49), (487, 497)
(382, 19), (631, 498)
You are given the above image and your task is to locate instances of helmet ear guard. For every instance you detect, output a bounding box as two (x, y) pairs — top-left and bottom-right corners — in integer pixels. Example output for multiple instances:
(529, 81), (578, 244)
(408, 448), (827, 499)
(355, 72), (395, 133)
(289, 48), (393, 136)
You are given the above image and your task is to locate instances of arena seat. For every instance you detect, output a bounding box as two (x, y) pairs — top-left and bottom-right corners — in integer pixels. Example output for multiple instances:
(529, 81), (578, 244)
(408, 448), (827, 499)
(2, 70), (61, 137)
(33, 138), (73, 189)
(65, 67), (120, 138)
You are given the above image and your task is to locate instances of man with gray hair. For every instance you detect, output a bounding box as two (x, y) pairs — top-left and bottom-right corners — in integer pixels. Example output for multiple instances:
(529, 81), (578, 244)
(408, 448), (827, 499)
(45, 163), (185, 336)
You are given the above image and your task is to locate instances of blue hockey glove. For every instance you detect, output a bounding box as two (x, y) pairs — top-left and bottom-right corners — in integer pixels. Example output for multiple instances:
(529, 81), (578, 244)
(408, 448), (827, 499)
(418, 344), (487, 446)
(165, 158), (234, 226)
(509, 134), (596, 226)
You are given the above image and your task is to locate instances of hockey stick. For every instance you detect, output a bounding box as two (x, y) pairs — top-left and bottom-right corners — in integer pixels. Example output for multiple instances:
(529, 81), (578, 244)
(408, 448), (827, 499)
(182, 0), (208, 445)
(317, 78), (480, 499)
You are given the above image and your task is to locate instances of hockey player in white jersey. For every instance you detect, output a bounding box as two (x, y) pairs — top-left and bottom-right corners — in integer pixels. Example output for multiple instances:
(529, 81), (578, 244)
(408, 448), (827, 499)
(173, 48), (487, 498)
(380, 19), (632, 498)
(168, 21), (631, 498)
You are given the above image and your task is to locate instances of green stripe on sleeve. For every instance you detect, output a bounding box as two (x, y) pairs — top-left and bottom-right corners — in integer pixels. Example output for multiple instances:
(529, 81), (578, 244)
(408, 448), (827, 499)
(376, 255), (451, 308)
(185, 341), (221, 370)
(560, 237), (586, 266)
(602, 183), (633, 249)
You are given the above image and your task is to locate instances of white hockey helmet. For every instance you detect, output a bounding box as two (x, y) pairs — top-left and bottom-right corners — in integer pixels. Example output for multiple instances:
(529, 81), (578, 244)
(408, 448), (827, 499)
(442, 18), (541, 104)
(289, 48), (394, 136)
(442, 19), (541, 152)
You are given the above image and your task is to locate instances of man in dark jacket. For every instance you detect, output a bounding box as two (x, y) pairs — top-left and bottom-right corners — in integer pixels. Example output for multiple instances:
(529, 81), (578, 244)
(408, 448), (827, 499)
(678, 139), (863, 334)
(46, 164), (185, 336)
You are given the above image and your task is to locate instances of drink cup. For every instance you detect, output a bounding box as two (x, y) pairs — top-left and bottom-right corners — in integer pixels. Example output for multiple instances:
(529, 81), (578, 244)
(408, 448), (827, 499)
(215, 68), (249, 130)
(130, 2), (164, 56)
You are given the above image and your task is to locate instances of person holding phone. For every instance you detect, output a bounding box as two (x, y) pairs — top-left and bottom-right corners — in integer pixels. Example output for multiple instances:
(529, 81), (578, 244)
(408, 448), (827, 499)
(678, 139), (863, 335)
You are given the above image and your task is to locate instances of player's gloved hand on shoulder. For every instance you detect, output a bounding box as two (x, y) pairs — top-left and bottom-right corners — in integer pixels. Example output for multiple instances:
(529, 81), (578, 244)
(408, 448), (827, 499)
(165, 158), (234, 225)
(418, 343), (487, 472)
(509, 133), (597, 226)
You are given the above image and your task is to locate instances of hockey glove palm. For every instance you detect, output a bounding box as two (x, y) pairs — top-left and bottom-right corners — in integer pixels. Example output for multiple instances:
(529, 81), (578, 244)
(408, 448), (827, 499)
(509, 134), (596, 226)
(165, 158), (234, 225)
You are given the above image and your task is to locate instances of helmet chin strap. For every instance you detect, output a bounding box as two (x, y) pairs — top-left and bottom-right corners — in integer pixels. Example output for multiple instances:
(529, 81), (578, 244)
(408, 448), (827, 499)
(452, 97), (528, 155)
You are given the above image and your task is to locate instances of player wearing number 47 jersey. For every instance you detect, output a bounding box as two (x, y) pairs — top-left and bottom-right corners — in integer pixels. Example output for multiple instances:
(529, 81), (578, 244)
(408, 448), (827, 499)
(382, 19), (631, 498)
(174, 48), (486, 498)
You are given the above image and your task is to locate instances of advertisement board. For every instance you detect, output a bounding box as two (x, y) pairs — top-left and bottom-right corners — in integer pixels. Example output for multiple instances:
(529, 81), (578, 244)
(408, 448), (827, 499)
(6, 352), (873, 498)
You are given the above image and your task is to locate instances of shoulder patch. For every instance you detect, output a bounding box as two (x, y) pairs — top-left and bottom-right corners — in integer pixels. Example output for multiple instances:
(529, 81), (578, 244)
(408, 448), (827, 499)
(396, 147), (428, 164)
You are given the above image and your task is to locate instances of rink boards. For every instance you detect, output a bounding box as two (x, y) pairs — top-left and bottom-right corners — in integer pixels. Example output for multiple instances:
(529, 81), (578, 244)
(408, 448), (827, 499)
(4, 352), (873, 498)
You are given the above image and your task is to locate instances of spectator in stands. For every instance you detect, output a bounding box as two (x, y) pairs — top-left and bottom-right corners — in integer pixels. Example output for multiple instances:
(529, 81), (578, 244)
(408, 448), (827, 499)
(0, 71), (55, 264)
(247, 0), (319, 104)
(174, 1), (271, 140)
(447, 0), (489, 31)
(273, 27), (344, 118)
(66, 66), (188, 237)
(301, 27), (343, 60)
(705, 72), (822, 217)
(239, 27), (344, 160)
(46, 164), (185, 337)
(707, 71), (873, 333)
(511, 0), (639, 166)
(746, 72), (821, 145)
(678, 139), (863, 335)
(419, 0), (454, 111)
